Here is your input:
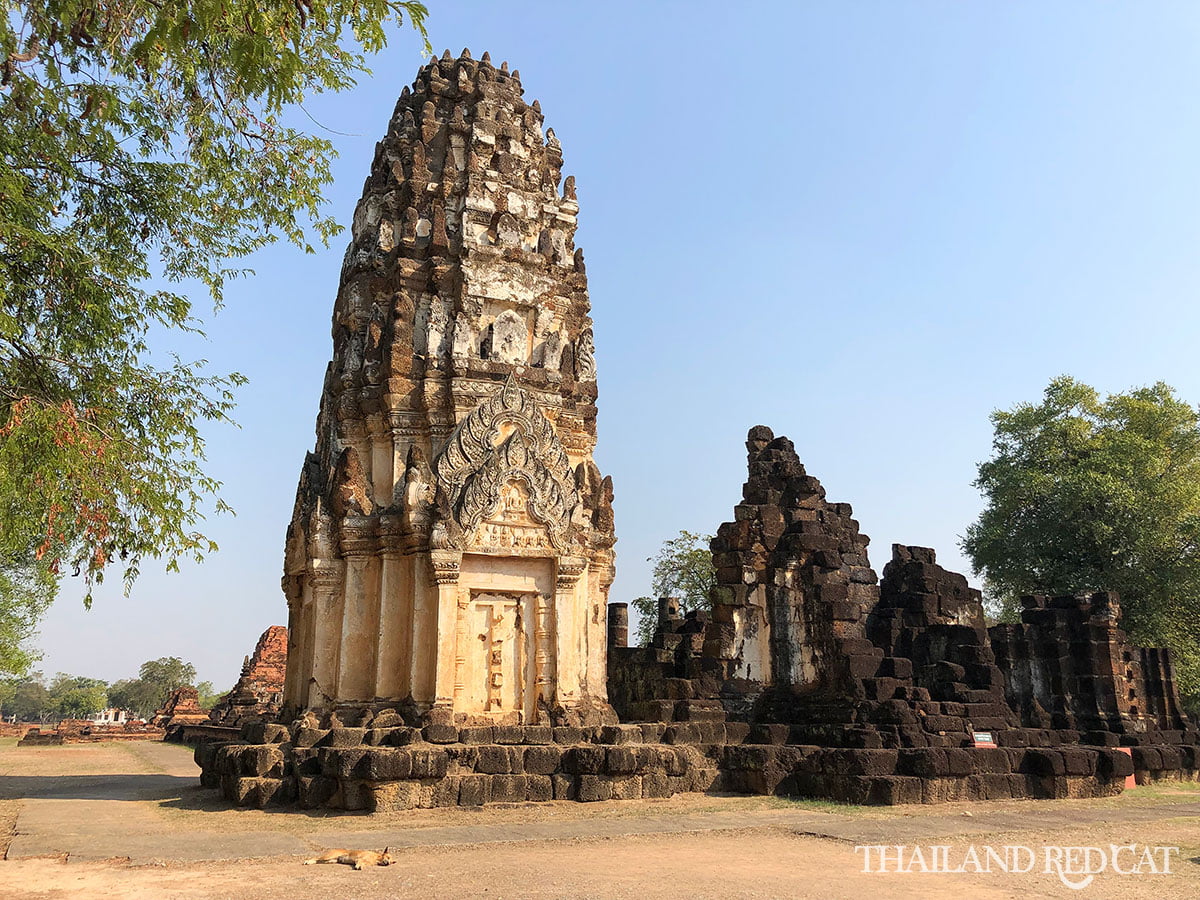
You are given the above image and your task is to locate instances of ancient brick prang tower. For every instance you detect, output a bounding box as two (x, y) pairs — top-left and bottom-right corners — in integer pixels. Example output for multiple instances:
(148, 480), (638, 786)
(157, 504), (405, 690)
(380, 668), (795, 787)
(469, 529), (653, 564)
(281, 50), (616, 726)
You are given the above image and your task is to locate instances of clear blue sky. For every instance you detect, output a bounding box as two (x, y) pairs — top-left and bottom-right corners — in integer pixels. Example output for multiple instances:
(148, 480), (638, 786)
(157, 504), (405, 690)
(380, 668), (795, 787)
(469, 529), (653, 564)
(33, 2), (1200, 691)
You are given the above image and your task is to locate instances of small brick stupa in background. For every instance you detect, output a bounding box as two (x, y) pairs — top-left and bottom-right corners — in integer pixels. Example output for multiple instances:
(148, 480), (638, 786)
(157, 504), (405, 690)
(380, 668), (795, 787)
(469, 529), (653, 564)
(151, 686), (208, 730)
(208, 626), (289, 728)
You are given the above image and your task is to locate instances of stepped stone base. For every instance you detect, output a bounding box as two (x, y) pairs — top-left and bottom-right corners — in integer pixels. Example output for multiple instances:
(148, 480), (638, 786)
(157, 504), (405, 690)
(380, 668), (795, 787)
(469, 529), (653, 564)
(194, 720), (1197, 810)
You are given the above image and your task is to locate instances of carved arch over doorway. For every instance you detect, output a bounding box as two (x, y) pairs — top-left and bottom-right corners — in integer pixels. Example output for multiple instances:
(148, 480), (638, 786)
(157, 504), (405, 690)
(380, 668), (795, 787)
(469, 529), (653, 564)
(434, 375), (579, 549)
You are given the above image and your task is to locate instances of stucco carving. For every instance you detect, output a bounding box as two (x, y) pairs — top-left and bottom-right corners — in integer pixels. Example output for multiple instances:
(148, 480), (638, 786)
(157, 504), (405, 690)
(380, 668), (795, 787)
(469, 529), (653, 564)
(535, 326), (566, 370)
(451, 312), (476, 360)
(435, 376), (578, 549)
(492, 310), (528, 364)
(575, 328), (596, 381)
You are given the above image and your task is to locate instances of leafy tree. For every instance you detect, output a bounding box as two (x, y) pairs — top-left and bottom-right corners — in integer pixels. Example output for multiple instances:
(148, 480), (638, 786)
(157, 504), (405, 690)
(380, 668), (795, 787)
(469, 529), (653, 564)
(48, 672), (105, 693)
(0, 676), (17, 718)
(102, 658), (198, 717)
(53, 687), (105, 719)
(48, 673), (108, 719)
(628, 596), (656, 648)
(195, 680), (221, 709)
(0, 562), (51, 676)
(8, 672), (50, 721)
(963, 376), (1200, 711)
(138, 656), (196, 690)
(630, 531), (716, 646)
(106, 676), (149, 717)
(0, 2), (431, 671)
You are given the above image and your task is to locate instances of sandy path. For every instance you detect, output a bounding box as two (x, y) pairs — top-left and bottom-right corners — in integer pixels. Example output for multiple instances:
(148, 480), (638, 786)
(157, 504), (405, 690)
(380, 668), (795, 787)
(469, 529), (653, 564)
(2, 740), (1198, 898)
(5, 826), (1200, 900)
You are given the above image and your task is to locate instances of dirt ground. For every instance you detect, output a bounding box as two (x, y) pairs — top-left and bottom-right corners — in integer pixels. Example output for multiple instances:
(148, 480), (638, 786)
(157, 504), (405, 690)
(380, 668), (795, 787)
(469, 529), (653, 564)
(1, 738), (1198, 899)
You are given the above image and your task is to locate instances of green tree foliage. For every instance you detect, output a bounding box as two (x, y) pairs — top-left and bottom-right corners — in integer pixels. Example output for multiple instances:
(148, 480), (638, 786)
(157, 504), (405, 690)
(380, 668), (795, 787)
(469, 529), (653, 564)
(0, 2), (430, 674)
(7, 671), (49, 720)
(0, 676), (17, 717)
(3, 671), (109, 720)
(628, 596), (656, 648)
(106, 676), (148, 716)
(4, 670), (119, 720)
(47, 672), (107, 718)
(963, 376), (1200, 710)
(0, 562), (51, 676)
(102, 658), (198, 717)
(630, 531), (716, 646)
(53, 684), (107, 718)
(195, 679), (220, 709)
(138, 656), (196, 690)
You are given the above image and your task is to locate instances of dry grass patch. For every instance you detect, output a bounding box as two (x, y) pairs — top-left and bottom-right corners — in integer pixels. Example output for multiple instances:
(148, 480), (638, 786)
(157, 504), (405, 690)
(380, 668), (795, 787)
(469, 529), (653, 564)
(0, 798), (19, 858)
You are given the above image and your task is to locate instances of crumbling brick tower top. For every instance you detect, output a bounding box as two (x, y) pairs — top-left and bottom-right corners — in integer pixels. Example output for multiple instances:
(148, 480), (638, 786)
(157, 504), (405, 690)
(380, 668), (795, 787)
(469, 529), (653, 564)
(209, 626), (289, 727)
(282, 51), (616, 726)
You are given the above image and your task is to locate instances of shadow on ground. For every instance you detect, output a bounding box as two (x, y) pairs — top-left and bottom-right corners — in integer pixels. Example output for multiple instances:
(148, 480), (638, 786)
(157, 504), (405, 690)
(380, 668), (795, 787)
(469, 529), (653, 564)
(0, 774), (195, 803)
(156, 786), (378, 819)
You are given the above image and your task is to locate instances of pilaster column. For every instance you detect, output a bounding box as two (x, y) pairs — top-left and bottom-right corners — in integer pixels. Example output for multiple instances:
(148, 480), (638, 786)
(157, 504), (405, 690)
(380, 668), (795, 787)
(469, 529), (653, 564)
(338, 518), (377, 701)
(374, 514), (409, 699)
(375, 548), (404, 699)
(281, 574), (310, 709)
(552, 555), (587, 709)
(533, 592), (555, 707)
(307, 560), (346, 709)
(429, 549), (462, 708)
(453, 591), (470, 706)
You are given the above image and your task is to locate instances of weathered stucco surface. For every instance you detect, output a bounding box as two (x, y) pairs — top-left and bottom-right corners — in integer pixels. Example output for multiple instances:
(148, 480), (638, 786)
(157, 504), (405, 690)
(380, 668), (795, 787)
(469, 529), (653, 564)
(282, 50), (616, 726)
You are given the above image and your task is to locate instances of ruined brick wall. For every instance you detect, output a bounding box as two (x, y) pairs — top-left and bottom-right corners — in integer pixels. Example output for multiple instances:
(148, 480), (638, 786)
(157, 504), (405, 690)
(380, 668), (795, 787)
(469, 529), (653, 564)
(611, 432), (1200, 754)
(1139, 647), (1189, 727)
(151, 686), (209, 728)
(607, 600), (728, 724)
(18, 718), (164, 744)
(611, 429), (1004, 749)
(608, 426), (888, 731)
(871, 545), (1019, 736)
(990, 593), (1197, 746)
(710, 427), (883, 702)
(209, 626), (288, 727)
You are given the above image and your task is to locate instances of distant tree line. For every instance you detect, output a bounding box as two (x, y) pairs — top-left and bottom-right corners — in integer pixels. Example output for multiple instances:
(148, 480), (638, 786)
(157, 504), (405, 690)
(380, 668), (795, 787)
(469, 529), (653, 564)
(0, 656), (222, 722)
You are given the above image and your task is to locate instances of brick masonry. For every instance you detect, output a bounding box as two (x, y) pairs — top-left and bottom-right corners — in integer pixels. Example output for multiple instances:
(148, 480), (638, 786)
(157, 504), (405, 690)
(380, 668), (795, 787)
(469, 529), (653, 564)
(207, 626), (288, 728)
